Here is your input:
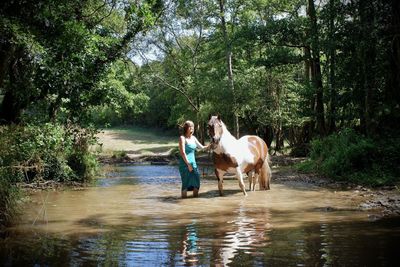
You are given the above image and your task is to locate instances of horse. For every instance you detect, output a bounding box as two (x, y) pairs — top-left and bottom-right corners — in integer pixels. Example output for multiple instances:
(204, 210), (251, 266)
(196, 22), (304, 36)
(207, 115), (272, 196)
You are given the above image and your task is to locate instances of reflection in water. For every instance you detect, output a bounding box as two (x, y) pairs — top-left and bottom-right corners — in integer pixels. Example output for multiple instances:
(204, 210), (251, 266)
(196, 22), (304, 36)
(181, 221), (200, 265)
(218, 205), (270, 266)
(1, 165), (399, 266)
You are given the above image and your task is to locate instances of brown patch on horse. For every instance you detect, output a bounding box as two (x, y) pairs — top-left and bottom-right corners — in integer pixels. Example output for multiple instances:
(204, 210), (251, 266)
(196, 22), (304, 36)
(243, 136), (268, 174)
(213, 152), (238, 171)
(243, 163), (257, 174)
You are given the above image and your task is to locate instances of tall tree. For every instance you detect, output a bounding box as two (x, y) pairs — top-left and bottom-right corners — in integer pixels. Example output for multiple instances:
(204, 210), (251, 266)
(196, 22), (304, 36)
(218, 0), (239, 138)
(326, 0), (338, 134)
(382, 0), (400, 134)
(307, 0), (326, 136)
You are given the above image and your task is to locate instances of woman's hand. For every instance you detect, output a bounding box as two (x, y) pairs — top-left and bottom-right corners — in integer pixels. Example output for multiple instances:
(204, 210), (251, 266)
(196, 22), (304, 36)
(187, 164), (193, 172)
(204, 143), (213, 151)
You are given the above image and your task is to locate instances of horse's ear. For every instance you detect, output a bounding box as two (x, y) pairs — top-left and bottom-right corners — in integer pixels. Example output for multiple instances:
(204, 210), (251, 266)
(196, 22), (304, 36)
(217, 114), (221, 121)
(208, 114), (212, 120)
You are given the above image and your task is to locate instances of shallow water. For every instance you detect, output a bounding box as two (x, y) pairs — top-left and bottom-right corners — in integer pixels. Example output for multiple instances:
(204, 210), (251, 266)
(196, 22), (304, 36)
(1, 165), (399, 266)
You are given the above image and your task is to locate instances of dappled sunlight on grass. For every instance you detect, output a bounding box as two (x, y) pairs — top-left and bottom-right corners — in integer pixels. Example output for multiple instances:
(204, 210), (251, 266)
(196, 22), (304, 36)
(95, 126), (177, 156)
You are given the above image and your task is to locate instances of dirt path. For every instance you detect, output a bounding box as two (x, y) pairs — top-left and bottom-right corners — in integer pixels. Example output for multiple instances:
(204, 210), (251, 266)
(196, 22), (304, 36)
(96, 127), (177, 161)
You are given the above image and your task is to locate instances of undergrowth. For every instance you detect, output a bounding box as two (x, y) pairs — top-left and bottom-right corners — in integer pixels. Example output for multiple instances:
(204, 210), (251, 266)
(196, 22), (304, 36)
(297, 128), (400, 187)
(0, 123), (99, 228)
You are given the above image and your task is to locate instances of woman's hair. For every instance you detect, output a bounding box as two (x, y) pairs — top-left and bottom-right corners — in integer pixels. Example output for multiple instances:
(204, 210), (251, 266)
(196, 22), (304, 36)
(183, 120), (194, 135)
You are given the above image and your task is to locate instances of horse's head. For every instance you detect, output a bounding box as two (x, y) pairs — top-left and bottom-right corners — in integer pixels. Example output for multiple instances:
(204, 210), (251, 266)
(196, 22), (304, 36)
(207, 115), (223, 147)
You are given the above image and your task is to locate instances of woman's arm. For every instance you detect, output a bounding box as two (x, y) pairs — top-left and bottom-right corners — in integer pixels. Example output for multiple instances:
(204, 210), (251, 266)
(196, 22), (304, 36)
(194, 136), (210, 150)
(179, 136), (193, 172)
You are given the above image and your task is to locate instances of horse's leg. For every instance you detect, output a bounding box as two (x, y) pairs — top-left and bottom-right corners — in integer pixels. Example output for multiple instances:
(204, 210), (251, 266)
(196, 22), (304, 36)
(252, 172), (259, 191)
(248, 171), (257, 191)
(215, 169), (224, 196)
(260, 158), (272, 190)
(235, 168), (247, 196)
(247, 171), (253, 191)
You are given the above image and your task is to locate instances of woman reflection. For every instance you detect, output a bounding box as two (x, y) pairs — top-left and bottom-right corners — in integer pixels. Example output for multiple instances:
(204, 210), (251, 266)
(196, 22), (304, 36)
(181, 222), (199, 265)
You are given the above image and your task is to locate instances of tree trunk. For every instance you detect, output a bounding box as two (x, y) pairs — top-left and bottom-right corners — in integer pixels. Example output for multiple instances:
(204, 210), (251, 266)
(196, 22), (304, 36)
(261, 125), (274, 149)
(0, 90), (22, 124)
(327, 0), (337, 134)
(358, 0), (377, 136)
(0, 47), (28, 124)
(381, 0), (400, 133)
(307, 0), (326, 136)
(301, 46), (314, 144)
(218, 0), (239, 138)
(274, 123), (284, 153)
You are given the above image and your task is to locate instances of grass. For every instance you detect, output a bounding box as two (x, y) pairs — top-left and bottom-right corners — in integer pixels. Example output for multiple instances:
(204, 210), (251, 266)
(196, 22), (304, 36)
(95, 125), (178, 156)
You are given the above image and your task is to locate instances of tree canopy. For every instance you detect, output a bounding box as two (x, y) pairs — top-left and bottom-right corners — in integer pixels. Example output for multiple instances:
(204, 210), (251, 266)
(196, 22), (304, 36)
(1, 0), (399, 159)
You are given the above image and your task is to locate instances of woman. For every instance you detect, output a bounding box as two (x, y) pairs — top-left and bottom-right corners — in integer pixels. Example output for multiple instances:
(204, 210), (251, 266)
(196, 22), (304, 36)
(178, 120), (208, 198)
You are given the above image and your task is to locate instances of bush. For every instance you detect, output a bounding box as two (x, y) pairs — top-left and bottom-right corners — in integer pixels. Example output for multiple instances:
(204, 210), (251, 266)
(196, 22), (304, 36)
(300, 128), (400, 186)
(310, 129), (375, 177)
(0, 173), (20, 229)
(65, 124), (99, 182)
(0, 123), (99, 227)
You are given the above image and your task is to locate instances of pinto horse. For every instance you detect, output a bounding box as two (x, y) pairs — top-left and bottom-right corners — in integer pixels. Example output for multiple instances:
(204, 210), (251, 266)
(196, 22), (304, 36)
(207, 115), (271, 196)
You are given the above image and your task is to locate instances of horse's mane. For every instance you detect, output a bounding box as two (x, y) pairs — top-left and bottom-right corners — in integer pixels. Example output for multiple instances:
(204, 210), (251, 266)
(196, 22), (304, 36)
(219, 120), (235, 140)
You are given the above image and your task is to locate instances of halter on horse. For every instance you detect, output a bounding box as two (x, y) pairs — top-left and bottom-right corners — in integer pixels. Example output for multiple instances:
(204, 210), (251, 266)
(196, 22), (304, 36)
(207, 115), (271, 196)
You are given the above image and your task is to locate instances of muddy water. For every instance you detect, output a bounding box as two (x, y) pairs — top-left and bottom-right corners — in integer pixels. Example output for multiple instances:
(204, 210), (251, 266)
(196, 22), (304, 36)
(1, 165), (399, 266)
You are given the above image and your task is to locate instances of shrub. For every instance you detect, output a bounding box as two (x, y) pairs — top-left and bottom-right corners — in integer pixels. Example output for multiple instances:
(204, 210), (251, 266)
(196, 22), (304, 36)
(0, 123), (99, 227)
(65, 124), (99, 182)
(0, 172), (21, 229)
(300, 128), (400, 186)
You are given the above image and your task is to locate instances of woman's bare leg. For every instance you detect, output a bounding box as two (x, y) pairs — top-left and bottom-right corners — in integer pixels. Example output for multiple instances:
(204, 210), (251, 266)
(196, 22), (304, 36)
(193, 188), (199, 197)
(181, 190), (188, 198)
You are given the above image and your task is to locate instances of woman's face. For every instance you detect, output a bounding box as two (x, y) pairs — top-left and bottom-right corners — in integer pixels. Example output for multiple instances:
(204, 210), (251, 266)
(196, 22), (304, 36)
(187, 125), (194, 135)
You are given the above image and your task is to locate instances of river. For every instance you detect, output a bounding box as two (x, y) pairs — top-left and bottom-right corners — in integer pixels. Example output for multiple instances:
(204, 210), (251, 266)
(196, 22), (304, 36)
(1, 165), (399, 266)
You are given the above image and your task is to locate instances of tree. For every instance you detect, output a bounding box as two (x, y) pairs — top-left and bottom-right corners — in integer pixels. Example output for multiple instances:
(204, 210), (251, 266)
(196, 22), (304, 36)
(218, 0), (239, 138)
(307, 0), (325, 136)
(0, 0), (162, 124)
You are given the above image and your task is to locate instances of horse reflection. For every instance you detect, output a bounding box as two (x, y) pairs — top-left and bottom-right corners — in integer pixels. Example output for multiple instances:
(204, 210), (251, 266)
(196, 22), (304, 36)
(214, 207), (271, 266)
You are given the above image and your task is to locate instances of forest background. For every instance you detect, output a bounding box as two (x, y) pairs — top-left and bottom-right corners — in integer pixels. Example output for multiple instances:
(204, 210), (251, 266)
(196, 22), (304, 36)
(1, 0), (399, 227)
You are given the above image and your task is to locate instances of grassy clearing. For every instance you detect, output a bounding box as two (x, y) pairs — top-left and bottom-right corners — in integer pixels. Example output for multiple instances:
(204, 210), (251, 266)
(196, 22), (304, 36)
(95, 126), (178, 157)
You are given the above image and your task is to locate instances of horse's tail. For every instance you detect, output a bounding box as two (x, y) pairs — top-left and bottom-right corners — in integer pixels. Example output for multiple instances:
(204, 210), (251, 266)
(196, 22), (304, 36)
(259, 153), (271, 190)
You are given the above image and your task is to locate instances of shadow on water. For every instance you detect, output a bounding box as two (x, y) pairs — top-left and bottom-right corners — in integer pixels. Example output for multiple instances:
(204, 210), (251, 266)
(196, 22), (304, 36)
(144, 189), (243, 203)
(1, 165), (399, 266)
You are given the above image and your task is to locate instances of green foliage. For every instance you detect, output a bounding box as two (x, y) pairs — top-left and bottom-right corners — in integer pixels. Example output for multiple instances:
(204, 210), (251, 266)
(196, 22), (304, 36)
(309, 129), (374, 176)
(0, 123), (99, 227)
(65, 124), (100, 181)
(88, 60), (150, 127)
(0, 124), (99, 183)
(0, 174), (20, 229)
(299, 129), (400, 186)
(0, 0), (163, 124)
(112, 151), (128, 159)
